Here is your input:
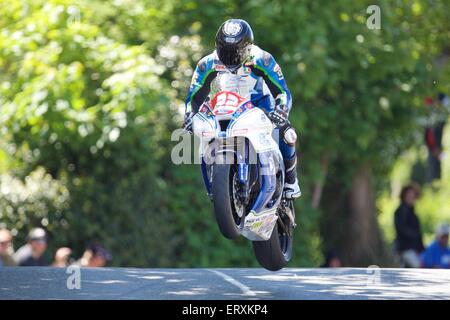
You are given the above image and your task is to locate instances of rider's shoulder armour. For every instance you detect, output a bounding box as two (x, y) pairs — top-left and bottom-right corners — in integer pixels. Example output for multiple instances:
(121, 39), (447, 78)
(196, 54), (215, 74)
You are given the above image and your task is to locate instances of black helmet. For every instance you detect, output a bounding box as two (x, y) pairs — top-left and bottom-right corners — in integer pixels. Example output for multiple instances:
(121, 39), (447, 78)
(215, 19), (254, 68)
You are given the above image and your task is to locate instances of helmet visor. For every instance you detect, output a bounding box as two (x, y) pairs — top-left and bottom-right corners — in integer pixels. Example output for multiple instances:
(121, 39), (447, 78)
(217, 42), (251, 67)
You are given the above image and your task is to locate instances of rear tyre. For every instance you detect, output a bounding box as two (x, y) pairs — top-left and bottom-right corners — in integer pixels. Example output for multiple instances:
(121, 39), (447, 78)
(252, 203), (294, 271)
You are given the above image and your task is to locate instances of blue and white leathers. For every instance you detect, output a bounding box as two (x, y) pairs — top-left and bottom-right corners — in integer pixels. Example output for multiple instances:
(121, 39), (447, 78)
(185, 45), (295, 160)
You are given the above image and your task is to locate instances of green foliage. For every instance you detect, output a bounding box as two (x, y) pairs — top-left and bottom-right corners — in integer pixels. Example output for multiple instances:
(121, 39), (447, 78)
(167, 0), (448, 264)
(379, 125), (450, 248)
(0, 0), (448, 267)
(0, 167), (69, 243)
(0, 0), (178, 266)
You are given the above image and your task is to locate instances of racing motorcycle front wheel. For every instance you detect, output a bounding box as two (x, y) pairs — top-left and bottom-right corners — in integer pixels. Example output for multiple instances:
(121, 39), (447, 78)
(211, 156), (244, 239)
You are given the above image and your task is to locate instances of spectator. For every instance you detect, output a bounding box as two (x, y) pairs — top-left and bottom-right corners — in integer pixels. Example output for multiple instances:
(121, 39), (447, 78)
(75, 244), (112, 268)
(52, 247), (73, 267)
(13, 228), (48, 266)
(0, 229), (16, 267)
(394, 184), (424, 268)
(321, 250), (342, 268)
(421, 223), (450, 269)
(424, 93), (449, 182)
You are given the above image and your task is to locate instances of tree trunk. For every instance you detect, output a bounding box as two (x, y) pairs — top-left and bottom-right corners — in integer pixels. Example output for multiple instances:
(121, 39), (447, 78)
(343, 165), (386, 266)
(311, 154), (329, 209)
(320, 163), (391, 266)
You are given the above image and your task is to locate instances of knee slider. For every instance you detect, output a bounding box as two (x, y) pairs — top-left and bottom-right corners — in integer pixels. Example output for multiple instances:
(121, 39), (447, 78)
(281, 124), (297, 146)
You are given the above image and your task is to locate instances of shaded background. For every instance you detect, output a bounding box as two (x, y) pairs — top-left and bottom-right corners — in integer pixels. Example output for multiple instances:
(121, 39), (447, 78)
(0, 0), (449, 267)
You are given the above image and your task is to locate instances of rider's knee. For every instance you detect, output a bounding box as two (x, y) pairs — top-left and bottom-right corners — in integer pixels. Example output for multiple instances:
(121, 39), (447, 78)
(280, 124), (297, 147)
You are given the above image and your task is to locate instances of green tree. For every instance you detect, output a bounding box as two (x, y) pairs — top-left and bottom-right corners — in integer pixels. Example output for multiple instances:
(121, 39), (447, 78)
(0, 0), (178, 266)
(167, 0), (449, 265)
(1, 0), (447, 268)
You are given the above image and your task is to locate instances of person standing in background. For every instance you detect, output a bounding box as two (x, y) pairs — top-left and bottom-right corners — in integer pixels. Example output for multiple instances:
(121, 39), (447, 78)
(74, 243), (112, 268)
(320, 249), (342, 268)
(0, 229), (16, 267)
(421, 224), (450, 269)
(394, 184), (424, 268)
(52, 247), (73, 267)
(13, 228), (48, 266)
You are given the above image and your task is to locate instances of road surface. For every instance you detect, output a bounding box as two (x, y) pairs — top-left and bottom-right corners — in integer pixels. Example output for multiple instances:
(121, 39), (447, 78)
(1, 267), (450, 300)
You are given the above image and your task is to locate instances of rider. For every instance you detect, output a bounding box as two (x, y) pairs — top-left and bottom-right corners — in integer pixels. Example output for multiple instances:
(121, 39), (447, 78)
(184, 19), (301, 199)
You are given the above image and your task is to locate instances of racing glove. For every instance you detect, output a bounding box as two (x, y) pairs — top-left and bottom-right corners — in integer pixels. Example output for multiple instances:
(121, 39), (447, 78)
(269, 104), (289, 127)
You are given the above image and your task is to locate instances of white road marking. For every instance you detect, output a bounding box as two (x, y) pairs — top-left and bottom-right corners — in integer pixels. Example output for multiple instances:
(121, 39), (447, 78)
(207, 269), (257, 296)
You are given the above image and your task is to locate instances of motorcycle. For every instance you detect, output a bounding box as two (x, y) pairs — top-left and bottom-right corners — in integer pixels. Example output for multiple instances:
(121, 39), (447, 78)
(191, 91), (296, 271)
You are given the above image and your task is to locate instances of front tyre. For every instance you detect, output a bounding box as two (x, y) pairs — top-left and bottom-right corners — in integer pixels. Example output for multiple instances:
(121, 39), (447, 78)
(212, 160), (243, 239)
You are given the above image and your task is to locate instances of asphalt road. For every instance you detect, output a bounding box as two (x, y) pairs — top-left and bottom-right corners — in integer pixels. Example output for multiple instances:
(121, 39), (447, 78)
(1, 267), (450, 300)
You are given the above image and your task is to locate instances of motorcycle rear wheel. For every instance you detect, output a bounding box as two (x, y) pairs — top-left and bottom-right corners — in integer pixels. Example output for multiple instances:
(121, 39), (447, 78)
(252, 202), (294, 271)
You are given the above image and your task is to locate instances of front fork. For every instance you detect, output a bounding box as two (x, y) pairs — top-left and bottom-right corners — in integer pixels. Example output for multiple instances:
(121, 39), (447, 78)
(200, 139), (250, 203)
(236, 139), (250, 204)
(200, 157), (213, 199)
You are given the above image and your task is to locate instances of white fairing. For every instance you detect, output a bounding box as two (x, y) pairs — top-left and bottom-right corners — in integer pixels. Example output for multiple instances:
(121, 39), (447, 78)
(241, 208), (278, 241)
(227, 108), (278, 153)
(192, 105), (278, 158)
(192, 112), (216, 140)
(192, 112), (217, 159)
